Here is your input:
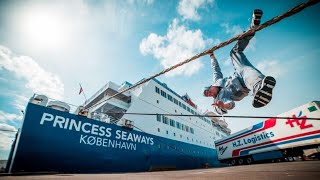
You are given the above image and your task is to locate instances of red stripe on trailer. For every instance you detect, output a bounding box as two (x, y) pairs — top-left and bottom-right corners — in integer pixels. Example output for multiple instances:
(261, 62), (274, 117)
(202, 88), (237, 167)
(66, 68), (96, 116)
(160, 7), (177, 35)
(216, 118), (276, 146)
(232, 129), (320, 157)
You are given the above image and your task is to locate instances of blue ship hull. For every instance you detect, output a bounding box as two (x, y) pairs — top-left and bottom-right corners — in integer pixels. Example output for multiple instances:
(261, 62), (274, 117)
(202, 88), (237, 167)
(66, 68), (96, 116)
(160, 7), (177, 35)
(8, 103), (220, 173)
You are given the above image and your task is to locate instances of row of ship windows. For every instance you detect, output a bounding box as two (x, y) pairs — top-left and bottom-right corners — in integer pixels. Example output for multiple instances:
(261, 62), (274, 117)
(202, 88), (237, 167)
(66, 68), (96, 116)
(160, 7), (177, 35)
(155, 86), (211, 125)
(156, 108), (225, 138)
(155, 85), (227, 138)
(157, 114), (194, 134)
(157, 113), (225, 140)
(156, 128), (215, 147)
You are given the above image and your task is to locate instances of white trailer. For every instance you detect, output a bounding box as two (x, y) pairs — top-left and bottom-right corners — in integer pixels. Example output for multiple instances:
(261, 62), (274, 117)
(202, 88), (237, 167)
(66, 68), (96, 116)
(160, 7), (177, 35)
(215, 101), (320, 165)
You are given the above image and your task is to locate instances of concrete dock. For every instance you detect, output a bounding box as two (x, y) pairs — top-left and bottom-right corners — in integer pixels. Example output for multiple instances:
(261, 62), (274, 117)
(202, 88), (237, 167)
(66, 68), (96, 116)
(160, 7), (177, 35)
(1, 161), (320, 180)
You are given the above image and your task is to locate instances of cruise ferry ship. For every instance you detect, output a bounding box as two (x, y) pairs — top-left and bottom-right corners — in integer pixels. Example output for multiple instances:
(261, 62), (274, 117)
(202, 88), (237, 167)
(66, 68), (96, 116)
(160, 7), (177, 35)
(6, 78), (230, 173)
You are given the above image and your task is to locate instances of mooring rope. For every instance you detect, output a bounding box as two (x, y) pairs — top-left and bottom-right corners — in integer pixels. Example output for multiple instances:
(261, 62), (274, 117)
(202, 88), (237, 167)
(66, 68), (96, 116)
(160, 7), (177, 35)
(83, 0), (319, 111)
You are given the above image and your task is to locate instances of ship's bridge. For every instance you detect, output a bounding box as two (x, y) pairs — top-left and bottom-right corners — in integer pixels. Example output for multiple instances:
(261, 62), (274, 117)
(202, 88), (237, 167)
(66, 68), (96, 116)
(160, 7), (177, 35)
(84, 81), (131, 109)
(84, 81), (132, 123)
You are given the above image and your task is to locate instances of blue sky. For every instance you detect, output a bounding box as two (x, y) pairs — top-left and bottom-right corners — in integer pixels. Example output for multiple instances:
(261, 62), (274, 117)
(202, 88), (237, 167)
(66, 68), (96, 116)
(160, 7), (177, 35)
(0, 0), (319, 159)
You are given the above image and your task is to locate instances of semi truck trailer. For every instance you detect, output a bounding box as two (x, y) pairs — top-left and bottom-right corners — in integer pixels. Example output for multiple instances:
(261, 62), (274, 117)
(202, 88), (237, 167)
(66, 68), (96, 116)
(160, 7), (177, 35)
(214, 101), (320, 165)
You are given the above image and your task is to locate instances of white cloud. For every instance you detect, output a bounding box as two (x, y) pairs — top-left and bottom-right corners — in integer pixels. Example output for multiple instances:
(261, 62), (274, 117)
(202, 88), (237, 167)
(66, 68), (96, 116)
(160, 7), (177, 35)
(221, 23), (243, 36)
(12, 94), (29, 111)
(0, 77), (7, 82)
(0, 111), (22, 123)
(256, 60), (286, 78)
(140, 19), (215, 77)
(0, 45), (64, 100)
(177, 0), (213, 21)
(220, 23), (256, 52)
(0, 123), (17, 151)
(0, 123), (17, 131)
(127, 0), (154, 5)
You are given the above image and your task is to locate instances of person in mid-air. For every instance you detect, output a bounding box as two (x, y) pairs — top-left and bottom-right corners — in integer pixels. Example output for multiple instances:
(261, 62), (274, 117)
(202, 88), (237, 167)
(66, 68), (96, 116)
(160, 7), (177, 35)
(203, 9), (276, 115)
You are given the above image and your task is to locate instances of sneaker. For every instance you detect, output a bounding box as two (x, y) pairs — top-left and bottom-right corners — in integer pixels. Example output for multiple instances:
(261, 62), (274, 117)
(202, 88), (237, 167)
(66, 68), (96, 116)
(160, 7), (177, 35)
(252, 76), (276, 108)
(251, 9), (263, 29)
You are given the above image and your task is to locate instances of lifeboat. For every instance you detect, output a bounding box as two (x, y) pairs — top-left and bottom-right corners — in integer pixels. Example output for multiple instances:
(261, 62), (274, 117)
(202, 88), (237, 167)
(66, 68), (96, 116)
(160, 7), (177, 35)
(218, 120), (228, 128)
(47, 101), (70, 112)
(30, 95), (48, 106)
(205, 111), (219, 123)
(225, 127), (231, 133)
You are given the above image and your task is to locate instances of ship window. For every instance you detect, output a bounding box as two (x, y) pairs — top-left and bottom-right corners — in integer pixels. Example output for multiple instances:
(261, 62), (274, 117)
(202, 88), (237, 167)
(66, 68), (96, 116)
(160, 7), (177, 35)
(207, 119), (210, 124)
(173, 98), (178, 105)
(166, 130), (168, 134)
(182, 104), (186, 110)
(157, 114), (161, 122)
(186, 126), (189, 132)
(163, 116), (169, 124)
(155, 86), (160, 94)
(157, 100), (159, 104)
(169, 119), (175, 127)
(180, 135), (182, 138)
(187, 137), (189, 140)
(178, 101), (182, 107)
(191, 109), (194, 114)
(182, 124), (186, 131)
(174, 132), (176, 136)
(168, 94), (173, 102)
(190, 128), (194, 134)
(160, 90), (167, 98)
(158, 128), (160, 132)
(187, 106), (190, 112)
(176, 122), (181, 129)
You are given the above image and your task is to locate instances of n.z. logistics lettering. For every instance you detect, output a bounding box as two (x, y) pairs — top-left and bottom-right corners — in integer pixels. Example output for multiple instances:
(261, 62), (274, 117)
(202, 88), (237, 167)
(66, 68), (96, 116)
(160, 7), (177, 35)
(232, 132), (275, 147)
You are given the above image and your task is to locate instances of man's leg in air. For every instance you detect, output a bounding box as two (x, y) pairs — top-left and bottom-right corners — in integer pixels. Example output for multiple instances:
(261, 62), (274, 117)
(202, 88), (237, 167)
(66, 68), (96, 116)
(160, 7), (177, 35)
(230, 9), (276, 108)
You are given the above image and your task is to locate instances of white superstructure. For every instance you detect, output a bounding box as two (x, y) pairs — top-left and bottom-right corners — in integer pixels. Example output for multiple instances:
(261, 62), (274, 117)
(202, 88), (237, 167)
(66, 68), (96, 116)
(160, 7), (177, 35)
(84, 79), (230, 149)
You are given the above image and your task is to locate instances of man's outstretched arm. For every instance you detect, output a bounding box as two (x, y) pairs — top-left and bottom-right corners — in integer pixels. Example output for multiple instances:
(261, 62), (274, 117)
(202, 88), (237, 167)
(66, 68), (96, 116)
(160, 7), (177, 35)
(210, 53), (223, 85)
